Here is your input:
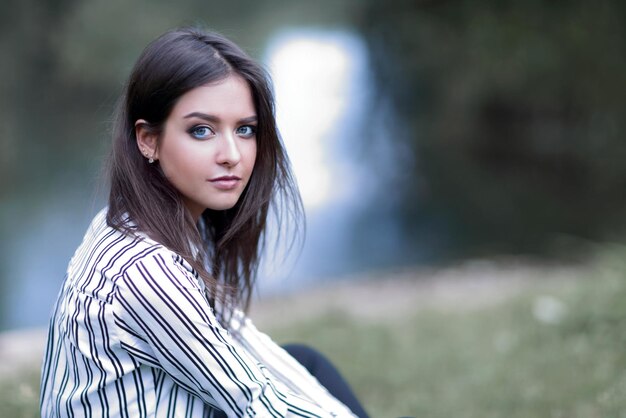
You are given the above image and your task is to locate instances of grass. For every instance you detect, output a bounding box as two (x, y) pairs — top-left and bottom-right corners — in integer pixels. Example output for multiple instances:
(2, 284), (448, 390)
(0, 369), (40, 418)
(3, 246), (626, 417)
(267, 247), (626, 417)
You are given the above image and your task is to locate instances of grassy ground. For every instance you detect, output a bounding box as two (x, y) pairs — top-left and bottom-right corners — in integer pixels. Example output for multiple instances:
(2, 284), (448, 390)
(267, 248), (626, 417)
(2, 246), (626, 417)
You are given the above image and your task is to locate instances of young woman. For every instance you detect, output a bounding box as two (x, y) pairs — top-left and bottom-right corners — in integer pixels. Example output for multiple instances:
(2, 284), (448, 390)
(40, 28), (369, 417)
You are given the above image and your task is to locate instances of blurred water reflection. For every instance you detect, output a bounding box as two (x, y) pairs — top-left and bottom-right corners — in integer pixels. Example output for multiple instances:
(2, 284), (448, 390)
(268, 30), (369, 209)
(259, 29), (376, 294)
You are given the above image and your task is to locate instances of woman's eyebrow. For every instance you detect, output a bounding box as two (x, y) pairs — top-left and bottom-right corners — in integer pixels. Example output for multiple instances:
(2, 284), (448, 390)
(183, 112), (257, 124)
(183, 112), (219, 122)
(238, 116), (258, 124)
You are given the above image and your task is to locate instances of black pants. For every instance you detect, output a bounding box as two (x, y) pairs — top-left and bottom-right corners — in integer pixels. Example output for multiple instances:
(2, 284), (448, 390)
(213, 344), (369, 417)
(283, 344), (369, 418)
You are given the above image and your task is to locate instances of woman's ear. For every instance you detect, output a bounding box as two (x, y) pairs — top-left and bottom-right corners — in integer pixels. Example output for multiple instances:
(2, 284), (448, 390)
(135, 119), (159, 162)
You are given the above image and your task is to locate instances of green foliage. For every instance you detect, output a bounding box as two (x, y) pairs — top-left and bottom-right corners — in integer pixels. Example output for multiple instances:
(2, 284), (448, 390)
(357, 0), (626, 257)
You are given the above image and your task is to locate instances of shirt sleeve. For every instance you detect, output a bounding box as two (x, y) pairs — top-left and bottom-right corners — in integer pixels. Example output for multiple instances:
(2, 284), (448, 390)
(112, 250), (338, 417)
(229, 314), (359, 418)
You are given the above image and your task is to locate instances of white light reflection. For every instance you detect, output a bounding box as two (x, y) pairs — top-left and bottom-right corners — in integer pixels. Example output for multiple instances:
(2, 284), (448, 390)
(259, 29), (371, 294)
(267, 30), (365, 209)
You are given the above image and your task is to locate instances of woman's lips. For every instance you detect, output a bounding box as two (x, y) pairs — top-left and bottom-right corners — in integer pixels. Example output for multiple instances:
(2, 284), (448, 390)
(209, 176), (241, 190)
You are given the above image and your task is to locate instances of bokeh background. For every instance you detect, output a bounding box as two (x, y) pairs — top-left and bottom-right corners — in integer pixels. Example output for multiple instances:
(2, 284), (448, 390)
(1, 1), (626, 416)
(2, 0), (624, 330)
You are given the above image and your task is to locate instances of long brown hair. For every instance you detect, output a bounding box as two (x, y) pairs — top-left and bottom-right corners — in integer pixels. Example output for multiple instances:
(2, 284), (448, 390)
(106, 27), (302, 323)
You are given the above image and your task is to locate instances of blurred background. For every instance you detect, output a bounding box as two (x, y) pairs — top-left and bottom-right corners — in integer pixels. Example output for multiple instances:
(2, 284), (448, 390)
(1, 0), (625, 331)
(2, 1), (626, 416)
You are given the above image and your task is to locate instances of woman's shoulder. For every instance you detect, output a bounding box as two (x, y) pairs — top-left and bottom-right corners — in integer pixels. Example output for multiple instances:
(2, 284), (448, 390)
(76, 207), (179, 272)
(86, 207), (160, 248)
(63, 208), (171, 296)
(88, 208), (205, 287)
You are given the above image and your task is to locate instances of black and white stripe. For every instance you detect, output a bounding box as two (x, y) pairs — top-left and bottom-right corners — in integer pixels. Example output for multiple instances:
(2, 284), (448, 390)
(40, 208), (357, 417)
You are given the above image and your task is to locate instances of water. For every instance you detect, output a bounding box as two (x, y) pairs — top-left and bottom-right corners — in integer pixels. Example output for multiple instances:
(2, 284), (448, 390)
(2, 189), (104, 330)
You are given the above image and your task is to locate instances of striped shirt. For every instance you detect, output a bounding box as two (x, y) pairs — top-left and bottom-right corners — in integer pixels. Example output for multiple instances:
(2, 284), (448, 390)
(40, 209), (357, 417)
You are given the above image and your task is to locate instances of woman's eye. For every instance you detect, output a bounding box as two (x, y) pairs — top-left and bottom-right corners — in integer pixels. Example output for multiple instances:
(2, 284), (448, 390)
(189, 126), (214, 139)
(236, 125), (256, 138)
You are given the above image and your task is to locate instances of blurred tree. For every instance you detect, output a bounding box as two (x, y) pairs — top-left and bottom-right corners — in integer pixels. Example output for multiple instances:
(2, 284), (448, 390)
(356, 0), (626, 259)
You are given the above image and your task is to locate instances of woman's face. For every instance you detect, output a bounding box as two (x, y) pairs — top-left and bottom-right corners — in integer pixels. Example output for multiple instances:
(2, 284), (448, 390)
(138, 75), (258, 220)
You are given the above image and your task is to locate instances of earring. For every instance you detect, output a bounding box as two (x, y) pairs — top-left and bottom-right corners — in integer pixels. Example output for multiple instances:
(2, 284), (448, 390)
(141, 148), (155, 163)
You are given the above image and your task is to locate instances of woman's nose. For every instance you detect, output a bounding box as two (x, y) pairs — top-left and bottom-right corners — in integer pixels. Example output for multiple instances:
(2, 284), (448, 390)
(217, 132), (241, 166)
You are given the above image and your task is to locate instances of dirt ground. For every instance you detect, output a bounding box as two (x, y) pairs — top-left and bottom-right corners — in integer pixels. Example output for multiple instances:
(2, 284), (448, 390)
(249, 259), (585, 328)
